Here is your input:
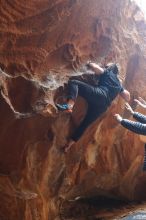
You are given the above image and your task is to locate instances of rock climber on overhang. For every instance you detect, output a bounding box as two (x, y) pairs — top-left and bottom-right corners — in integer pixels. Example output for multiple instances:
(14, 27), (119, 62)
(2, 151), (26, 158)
(56, 62), (130, 151)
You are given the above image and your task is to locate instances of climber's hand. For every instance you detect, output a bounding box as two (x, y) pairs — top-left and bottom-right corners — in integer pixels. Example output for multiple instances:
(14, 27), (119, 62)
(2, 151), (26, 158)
(125, 102), (134, 115)
(114, 114), (123, 122)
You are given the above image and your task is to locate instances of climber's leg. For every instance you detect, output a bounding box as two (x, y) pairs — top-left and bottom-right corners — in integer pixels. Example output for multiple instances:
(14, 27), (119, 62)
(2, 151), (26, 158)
(71, 104), (107, 141)
(56, 79), (96, 112)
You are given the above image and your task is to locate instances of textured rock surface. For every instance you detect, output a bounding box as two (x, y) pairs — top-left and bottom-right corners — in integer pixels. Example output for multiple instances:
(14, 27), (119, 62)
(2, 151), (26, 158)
(0, 0), (146, 219)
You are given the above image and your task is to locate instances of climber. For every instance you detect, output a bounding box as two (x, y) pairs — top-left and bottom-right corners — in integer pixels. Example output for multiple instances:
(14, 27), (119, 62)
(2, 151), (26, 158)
(56, 62), (130, 151)
(114, 98), (146, 171)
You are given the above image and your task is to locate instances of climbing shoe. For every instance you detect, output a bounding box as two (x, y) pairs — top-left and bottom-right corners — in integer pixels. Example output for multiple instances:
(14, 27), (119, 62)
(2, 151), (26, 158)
(56, 103), (73, 113)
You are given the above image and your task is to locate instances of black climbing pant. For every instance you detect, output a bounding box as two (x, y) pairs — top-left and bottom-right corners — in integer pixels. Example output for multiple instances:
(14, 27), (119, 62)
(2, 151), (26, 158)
(68, 79), (108, 141)
(143, 144), (146, 171)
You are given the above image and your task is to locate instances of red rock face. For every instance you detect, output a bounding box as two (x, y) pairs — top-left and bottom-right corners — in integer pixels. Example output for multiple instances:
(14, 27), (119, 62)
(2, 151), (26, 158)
(1, 0), (146, 219)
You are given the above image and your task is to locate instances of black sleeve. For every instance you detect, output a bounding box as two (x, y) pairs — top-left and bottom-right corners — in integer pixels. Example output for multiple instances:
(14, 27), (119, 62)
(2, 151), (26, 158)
(120, 86), (124, 93)
(133, 112), (146, 124)
(118, 78), (124, 93)
(121, 119), (146, 135)
(103, 69), (108, 74)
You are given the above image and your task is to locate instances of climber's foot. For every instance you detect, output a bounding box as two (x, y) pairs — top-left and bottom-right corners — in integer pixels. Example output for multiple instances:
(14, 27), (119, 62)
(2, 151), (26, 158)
(64, 140), (75, 153)
(56, 103), (73, 113)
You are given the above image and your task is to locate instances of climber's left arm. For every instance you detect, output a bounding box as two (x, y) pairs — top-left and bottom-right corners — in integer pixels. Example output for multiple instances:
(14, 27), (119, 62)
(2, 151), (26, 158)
(86, 62), (104, 75)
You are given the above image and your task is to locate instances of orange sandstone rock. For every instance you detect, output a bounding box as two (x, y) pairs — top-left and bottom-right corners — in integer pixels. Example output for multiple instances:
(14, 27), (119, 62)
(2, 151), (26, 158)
(0, 0), (146, 219)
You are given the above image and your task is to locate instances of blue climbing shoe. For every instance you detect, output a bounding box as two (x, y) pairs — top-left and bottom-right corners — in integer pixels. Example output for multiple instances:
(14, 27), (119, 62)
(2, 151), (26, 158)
(56, 103), (73, 112)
